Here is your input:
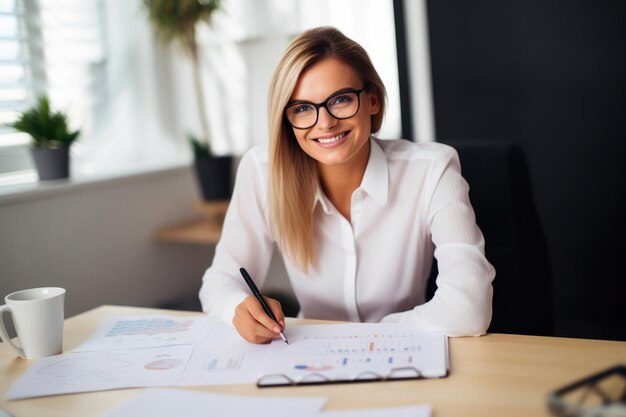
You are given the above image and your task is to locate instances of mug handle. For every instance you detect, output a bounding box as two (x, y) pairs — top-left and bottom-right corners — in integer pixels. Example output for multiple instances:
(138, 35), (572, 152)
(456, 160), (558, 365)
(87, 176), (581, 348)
(0, 305), (26, 358)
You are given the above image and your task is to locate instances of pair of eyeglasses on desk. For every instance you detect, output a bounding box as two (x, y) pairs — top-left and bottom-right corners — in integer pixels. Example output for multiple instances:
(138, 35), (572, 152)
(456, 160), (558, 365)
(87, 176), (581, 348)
(547, 364), (626, 417)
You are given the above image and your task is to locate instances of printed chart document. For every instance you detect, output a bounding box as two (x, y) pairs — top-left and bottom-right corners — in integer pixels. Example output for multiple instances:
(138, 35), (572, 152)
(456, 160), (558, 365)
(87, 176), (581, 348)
(5, 319), (264, 400)
(178, 318), (269, 385)
(5, 345), (195, 400)
(5, 317), (448, 400)
(257, 323), (448, 386)
(74, 315), (208, 351)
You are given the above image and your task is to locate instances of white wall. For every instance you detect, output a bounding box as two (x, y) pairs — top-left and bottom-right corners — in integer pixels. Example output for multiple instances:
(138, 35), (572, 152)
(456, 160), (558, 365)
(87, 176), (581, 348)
(0, 167), (293, 319)
(0, 168), (214, 318)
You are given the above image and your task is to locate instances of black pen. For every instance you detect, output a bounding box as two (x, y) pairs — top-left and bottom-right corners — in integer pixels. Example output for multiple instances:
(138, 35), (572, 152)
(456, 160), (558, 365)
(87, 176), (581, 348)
(239, 267), (289, 345)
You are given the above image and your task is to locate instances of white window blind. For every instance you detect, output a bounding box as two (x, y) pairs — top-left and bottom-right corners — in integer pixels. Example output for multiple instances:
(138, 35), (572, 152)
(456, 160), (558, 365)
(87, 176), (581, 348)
(0, 0), (45, 177)
(0, 0), (106, 182)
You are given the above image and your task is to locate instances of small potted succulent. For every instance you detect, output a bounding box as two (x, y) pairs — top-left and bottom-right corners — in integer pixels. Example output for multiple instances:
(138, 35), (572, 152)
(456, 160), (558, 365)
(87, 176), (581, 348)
(7, 95), (80, 180)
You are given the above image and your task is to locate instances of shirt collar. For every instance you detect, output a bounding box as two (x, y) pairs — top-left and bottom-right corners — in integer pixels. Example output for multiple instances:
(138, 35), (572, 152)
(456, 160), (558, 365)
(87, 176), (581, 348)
(313, 187), (332, 214)
(359, 138), (389, 206)
(312, 138), (389, 213)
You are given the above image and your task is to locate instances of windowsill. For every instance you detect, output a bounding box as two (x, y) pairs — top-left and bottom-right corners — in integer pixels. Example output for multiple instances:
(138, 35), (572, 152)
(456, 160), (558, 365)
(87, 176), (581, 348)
(0, 159), (193, 206)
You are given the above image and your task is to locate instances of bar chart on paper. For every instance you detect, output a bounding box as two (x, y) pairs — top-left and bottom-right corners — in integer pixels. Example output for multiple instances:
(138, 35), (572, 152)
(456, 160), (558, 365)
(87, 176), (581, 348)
(74, 316), (208, 351)
(107, 318), (193, 336)
(291, 332), (423, 370)
(259, 323), (449, 385)
(203, 353), (245, 371)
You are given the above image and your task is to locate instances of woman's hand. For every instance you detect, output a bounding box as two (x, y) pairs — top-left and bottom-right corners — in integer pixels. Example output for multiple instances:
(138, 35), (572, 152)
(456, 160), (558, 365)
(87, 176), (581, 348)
(233, 295), (286, 344)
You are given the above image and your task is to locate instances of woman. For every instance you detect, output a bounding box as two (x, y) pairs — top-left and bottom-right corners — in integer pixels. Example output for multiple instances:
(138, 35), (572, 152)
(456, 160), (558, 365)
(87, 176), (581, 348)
(199, 27), (494, 343)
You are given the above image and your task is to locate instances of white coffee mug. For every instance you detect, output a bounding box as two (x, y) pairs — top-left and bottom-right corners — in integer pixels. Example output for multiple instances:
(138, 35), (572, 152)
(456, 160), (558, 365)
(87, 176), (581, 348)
(0, 287), (65, 359)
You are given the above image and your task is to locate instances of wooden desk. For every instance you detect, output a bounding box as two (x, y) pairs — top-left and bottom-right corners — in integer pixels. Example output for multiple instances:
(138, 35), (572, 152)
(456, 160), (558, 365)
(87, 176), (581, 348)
(1, 305), (625, 417)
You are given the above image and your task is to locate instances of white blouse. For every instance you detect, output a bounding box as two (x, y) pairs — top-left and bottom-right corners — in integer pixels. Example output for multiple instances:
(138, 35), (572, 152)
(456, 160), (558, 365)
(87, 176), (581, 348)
(199, 138), (495, 337)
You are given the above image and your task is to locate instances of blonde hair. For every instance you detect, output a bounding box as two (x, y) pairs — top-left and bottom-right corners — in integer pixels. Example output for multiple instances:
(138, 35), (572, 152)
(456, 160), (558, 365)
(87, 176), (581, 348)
(268, 27), (387, 272)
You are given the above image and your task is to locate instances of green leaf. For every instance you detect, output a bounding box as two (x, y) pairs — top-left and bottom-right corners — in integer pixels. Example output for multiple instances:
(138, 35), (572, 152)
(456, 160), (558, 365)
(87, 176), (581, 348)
(188, 134), (212, 159)
(142, 0), (222, 51)
(5, 95), (81, 148)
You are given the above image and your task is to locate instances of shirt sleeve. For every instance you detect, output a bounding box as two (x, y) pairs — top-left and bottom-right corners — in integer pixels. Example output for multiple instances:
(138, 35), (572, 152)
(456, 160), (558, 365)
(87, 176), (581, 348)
(381, 146), (495, 336)
(198, 149), (275, 324)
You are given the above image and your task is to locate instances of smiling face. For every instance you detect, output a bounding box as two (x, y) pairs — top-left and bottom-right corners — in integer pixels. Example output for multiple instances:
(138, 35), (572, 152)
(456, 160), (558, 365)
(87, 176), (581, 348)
(287, 57), (380, 170)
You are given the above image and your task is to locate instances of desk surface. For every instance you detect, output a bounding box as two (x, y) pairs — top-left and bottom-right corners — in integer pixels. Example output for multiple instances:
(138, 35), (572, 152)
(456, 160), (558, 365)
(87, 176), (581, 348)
(2, 305), (625, 417)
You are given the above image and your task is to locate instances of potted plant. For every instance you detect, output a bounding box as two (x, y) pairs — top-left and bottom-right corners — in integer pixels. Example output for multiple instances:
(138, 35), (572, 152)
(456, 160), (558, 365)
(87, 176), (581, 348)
(6, 95), (80, 181)
(143, 0), (232, 201)
(189, 134), (232, 200)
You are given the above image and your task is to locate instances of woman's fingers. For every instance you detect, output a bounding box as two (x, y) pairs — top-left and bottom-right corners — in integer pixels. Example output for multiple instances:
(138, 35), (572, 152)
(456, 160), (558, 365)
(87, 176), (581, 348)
(234, 305), (276, 343)
(232, 295), (284, 344)
(265, 296), (286, 329)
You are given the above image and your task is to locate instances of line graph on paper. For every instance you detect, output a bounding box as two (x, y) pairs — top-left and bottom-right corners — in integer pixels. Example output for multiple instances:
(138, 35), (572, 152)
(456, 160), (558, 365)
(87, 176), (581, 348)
(5, 345), (195, 400)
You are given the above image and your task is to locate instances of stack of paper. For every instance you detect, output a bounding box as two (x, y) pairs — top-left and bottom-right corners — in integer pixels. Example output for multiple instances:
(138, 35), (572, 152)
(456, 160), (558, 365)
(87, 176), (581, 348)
(5, 315), (448, 401)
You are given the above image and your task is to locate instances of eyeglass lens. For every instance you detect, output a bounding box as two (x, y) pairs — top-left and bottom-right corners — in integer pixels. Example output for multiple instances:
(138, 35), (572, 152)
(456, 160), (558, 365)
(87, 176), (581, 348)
(286, 91), (360, 129)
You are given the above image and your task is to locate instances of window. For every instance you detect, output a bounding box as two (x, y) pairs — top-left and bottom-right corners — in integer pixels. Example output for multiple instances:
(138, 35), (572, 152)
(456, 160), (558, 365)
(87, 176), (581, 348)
(0, 0), (178, 186)
(0, 0), (44, 181)
(0, 0), (109, 184)
(1, 0), (402, 187)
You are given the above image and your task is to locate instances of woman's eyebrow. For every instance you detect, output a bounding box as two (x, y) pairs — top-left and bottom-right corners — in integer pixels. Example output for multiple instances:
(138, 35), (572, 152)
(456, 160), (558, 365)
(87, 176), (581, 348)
(287, 87), (360, 106)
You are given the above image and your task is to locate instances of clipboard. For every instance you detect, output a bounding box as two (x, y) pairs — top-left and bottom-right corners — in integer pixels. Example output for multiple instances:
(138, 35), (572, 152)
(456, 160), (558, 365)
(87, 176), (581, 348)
(257, 365), (448, 387)
(255, 324), (450, 388)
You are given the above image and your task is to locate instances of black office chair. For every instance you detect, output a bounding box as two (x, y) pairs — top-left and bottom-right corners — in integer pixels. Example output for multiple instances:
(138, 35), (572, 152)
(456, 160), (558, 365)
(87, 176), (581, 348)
(426, 139), (554, 336)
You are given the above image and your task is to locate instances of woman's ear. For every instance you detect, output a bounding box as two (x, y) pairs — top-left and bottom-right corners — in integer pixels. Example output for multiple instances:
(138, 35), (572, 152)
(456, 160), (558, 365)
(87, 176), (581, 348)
(367, 92), (381, 115)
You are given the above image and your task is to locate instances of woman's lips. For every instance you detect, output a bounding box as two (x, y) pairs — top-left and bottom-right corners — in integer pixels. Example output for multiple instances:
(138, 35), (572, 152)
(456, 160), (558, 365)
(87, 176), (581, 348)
(312, 131), (350, 149)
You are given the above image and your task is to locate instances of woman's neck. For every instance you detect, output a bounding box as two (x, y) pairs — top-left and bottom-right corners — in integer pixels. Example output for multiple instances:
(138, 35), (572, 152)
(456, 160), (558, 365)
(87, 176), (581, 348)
(317, 141), (370, 221)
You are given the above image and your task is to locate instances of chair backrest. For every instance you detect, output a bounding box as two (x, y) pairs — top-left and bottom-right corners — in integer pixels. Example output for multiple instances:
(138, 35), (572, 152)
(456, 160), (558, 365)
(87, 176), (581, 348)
(426, 139), (554, 336)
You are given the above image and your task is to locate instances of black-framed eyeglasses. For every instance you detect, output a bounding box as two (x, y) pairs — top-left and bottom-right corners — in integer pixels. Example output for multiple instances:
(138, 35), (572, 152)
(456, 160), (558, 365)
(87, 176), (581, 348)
(284, 87), (365, 130)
